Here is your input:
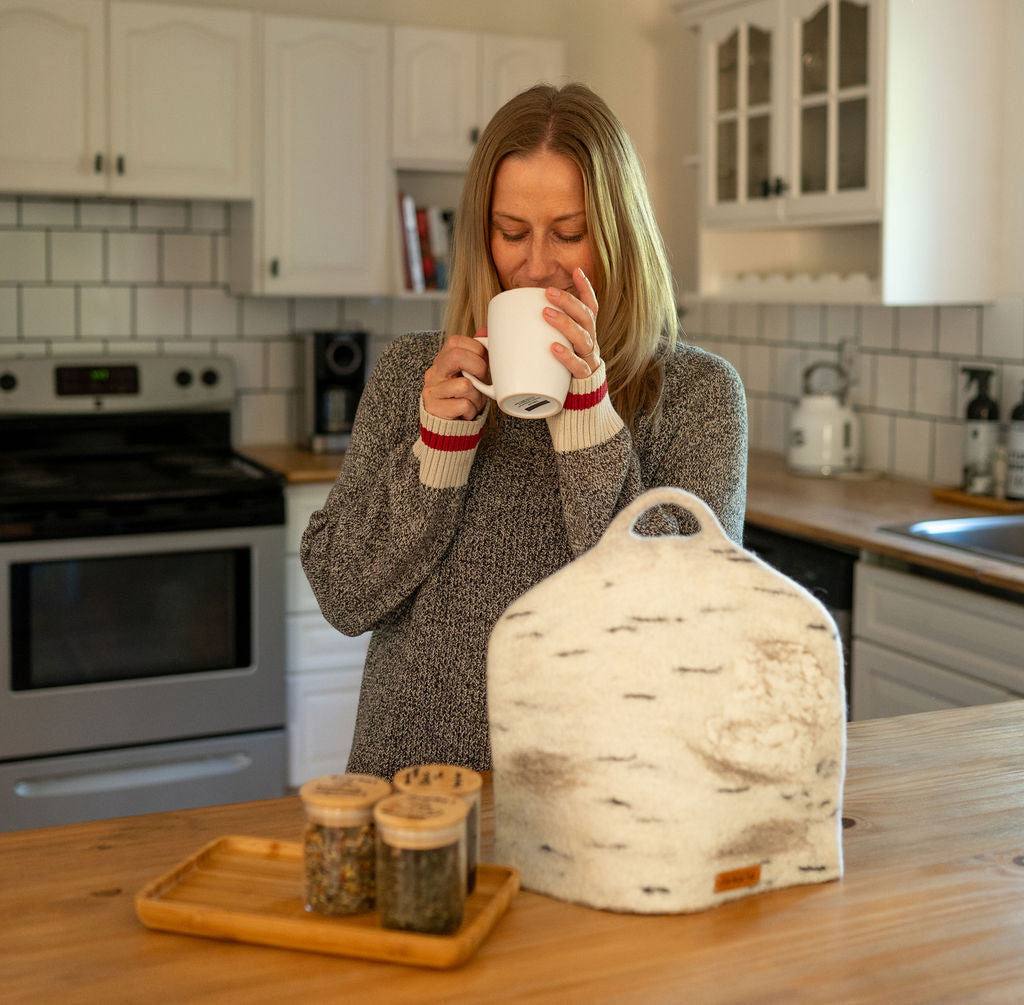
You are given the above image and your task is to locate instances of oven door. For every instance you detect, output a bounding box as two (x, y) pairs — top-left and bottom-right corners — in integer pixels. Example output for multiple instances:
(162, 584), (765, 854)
(1, 526), (285, 761)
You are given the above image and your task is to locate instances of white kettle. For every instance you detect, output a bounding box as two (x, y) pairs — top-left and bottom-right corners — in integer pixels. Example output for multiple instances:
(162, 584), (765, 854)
(787, 361), (861, 476)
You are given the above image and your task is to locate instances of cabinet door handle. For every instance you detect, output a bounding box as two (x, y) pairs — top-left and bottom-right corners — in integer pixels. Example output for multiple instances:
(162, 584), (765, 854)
(270, 257), (280, 277)
(469, 126), (480, 144)
(94, 152), (104, 173)
(116, 155), (125, 175)
(760, 177), (790, 198)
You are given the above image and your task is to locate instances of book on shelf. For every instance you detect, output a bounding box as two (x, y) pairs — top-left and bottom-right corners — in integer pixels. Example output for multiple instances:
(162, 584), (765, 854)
(397, 192), (454, 293)
(398, 192), (424, 293)
(416, 207), (437, 290)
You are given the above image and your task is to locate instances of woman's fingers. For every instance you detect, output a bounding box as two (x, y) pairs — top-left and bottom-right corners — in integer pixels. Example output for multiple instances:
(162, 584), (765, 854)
(422, 333), (489, 419)
(544, 269), (600, 374)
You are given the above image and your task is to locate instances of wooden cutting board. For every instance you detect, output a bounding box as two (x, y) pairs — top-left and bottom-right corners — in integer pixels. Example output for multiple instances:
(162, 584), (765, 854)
(931, 487), (1024, 513)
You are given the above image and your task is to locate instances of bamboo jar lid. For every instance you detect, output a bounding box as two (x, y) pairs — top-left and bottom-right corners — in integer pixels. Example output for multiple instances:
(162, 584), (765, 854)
(374, 792), (469, 850)
(392, 764), (482, 799)
(299, 773), (392, 826)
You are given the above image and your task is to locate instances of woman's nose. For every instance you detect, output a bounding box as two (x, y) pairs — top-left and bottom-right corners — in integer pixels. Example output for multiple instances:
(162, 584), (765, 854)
(524, 240), (556, 283)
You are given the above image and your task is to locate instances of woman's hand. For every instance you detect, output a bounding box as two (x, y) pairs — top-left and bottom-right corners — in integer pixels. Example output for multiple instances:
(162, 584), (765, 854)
(422, 331), (489, 421)
(544, 267), (601, 378)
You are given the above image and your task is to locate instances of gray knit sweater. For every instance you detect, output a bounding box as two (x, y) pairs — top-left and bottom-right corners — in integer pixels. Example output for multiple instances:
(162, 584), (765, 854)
(300, 330), (748, 780)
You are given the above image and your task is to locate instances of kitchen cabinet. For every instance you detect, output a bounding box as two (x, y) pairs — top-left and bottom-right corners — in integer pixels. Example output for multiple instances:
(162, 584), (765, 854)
(851, 560), (1024, 720)
(391, 25), (565, 170)
(699, 0), (881, 226)
(0, 0), (253, 198)
(284, 483), (368, 787)
(685, 0), (1005, 304)
(229, 15), (389, 297)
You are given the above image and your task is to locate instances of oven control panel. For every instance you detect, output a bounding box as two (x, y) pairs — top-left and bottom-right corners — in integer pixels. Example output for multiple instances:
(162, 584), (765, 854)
(0, 356), (236, 413)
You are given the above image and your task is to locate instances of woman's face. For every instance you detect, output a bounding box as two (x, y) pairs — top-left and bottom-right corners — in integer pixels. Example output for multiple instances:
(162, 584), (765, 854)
(489, 149), (597, 294)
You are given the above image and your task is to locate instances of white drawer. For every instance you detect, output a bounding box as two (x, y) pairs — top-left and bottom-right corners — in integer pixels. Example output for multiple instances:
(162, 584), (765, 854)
(853, 564), (1024, 693)
(287, 612), (369, 673)
(287, 667), (362, 787)
(285, 483), (332, 554)
(852, 638), (1016, 720)
(285, 555), (319, 614)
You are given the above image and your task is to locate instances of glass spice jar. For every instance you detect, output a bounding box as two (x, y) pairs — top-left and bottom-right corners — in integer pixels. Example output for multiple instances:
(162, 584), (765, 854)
(392, 763), (483, 893)
(299, 773), (392, 916)
(373, 792), (469, 936)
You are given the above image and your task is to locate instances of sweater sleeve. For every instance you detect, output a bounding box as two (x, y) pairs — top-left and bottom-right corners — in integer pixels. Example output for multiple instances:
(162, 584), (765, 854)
(299, 335), (486, 637)
(546, 348), (748, 556)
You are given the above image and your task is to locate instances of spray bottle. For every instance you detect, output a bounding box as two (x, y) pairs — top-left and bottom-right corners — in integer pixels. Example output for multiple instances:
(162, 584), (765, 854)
(961, 367), (999, 495)
(1007, 380), (1024, 501)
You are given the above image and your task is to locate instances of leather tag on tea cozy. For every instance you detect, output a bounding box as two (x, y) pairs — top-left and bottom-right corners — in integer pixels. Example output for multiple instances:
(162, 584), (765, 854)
(487, 487), (846, 914)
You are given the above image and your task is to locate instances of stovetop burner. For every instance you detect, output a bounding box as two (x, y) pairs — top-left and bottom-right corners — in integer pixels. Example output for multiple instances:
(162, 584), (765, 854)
(0, 452), (277, 502)
(0, 355), (285, 542)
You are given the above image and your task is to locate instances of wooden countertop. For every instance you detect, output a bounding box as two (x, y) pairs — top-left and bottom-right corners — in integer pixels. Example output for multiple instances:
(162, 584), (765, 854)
(4, 701), (1024, 1002)
(243, 444), (346, 484)
(244, 443), (1024, 593)
(745, 451), (1024, 593)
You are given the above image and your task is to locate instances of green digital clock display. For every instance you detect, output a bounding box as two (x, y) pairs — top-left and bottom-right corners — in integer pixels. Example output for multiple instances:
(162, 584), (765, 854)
(55, 364), (140, 396)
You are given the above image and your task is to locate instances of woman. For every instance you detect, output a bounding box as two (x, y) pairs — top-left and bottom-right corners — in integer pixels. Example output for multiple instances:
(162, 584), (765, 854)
(301, 83), (747, 780)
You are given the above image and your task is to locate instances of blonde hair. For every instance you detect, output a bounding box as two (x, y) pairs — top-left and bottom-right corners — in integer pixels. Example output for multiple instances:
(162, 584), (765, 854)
(442, 83), (679, 430)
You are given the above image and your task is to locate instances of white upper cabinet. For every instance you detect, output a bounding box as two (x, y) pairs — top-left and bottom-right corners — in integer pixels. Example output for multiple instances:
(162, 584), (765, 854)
(108, 2), (253, 199)
(0, 0), (253, 198)
(700, 0), (881, 227)
(688, 0), (1006, 305)
(392, 27), (478, 168)
(0, 0), (106, 194)
(783, 0), (882, 222)
(479, 33), (566, 126)
(230, 15), (389, 296)
(392, 26), (565, 169)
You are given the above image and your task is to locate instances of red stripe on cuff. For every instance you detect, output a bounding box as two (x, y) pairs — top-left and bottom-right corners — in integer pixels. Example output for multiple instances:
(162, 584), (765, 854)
(420, 424), (483, 452)
(564, 380), (608, 411)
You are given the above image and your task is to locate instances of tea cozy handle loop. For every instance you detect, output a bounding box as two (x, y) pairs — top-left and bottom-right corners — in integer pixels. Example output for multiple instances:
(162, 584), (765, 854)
(603, 487), (731, 548)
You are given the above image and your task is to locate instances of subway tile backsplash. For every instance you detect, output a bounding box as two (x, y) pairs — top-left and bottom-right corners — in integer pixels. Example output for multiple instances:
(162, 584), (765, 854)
(4, 193), (1024, 486)
(0, 195), (443, 445)
(684, 293), (1024, 485)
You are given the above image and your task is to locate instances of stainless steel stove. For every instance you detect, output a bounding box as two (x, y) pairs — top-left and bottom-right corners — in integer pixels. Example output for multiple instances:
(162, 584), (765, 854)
(0, 356), (287, 832)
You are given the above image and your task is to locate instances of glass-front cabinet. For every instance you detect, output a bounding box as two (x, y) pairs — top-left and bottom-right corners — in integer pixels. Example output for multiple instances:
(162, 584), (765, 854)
(700, 0), (882, 225)
(701, 1), (783, 224)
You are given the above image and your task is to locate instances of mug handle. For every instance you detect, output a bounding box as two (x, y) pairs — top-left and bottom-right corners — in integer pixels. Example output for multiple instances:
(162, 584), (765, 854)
(461, 335), (496, 399)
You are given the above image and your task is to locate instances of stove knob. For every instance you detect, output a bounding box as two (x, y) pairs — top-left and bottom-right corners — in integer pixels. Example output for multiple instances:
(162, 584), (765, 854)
(201, 368), (220, 387)
(175, 368), (193, 387)
(0, 372), (16, 391)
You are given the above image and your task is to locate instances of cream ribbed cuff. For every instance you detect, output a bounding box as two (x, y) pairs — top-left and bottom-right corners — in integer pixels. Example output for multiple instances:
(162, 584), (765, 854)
(414, 399), (487, 489)
(546, 361), (624, 452)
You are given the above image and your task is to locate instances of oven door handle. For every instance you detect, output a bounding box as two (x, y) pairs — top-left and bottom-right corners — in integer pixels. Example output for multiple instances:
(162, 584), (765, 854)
(13, 753), (253, 798)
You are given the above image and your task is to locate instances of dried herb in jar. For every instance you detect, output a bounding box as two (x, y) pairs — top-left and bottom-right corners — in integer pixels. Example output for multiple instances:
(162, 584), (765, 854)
(303, 818), (376, 915)
(299, 773), (392, 917)
(376, 840), (464, 934)
(392, 763), (482, 894)
(374, 792), (469, 936)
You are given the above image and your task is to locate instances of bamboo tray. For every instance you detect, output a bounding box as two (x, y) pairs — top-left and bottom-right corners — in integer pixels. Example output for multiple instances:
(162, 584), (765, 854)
(931, 487), (1024, 513)
(135, 835), (519, 969)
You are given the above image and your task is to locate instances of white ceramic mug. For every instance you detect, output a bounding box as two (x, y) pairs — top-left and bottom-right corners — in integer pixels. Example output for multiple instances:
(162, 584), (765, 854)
(463, 288), (571, 419)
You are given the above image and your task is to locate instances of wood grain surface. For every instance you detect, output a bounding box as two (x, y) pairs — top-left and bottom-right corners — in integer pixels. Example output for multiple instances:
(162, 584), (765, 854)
(4, 702), (1024, 1003)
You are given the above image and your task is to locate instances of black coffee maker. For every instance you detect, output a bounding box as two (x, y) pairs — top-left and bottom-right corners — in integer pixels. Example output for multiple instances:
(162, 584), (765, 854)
(298, 330), (368, 453)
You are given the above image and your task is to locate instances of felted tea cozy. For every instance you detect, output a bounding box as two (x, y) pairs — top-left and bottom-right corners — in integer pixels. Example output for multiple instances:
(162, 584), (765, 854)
(487, 487), (846, 914)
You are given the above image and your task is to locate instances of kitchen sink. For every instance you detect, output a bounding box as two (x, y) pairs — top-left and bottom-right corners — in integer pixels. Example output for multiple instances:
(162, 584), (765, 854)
(882, 514), (1024, 566)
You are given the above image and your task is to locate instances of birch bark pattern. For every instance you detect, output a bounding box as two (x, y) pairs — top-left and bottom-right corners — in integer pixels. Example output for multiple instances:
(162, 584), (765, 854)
(487, 487), (846, 914)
